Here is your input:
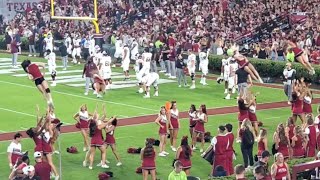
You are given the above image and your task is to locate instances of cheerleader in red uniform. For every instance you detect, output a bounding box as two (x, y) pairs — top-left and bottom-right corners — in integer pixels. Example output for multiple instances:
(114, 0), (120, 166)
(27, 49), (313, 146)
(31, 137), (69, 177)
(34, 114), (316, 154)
(225, 124), (235, 175)
(26, 105), (45, 154)
(237, 97), (249, 141)
(305, 115), (318, 157)
(155, 106), (169, 157)
(169, 101), (179, 152)
(47, 107), (61, 155)
(175, 136), (192, 175)
(271, 153), (291, 180)
(42, 112), (59, 179)
(291, 85), (306, 124)
(303, 85), (313, 116)
(104, 117), (122, 166)
(192, 104), (208, 153)
(21, 60), (54, 108)
(229, 44), (264, 83)
(83, 104), (109, 169)
(92, 72), (106, 98)
(286, 39), (314, 75)
(257, 128), (268, 158)
(73, 104), (93, 152)
(285, 117), (295, 141)
(273, 124), (290, 159)
(141, 138), (157, 180)
(314, 106), (320, 149)
(188, 104), (197, 138)
(291, 126), (306, 158)
(248, 94), (259, 137)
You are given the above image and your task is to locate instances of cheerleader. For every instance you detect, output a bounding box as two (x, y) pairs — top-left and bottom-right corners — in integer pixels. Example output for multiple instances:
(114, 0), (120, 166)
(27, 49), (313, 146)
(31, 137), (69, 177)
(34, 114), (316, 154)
(225, 124), (235, 175)
(237, 95), (249, 141)
(191, 104), (208, 153)
(83, 104), (109, 169)
(73, 104), (93, 152)
(188, 104), (197, 138)
(155, 106), (169, 157)
(248, 93), (259, 137)
(141, 138), (156, 180)
(305, 115), (318, 157)
(291, 84), (306, 124)
(273, 124), (290, 159)
(303, 84), (313, 116)
(291, 126), (306, 158)
(286, 38), (314, 75)
(257, 128), (268, 158)
(104, 117), (122, 166)
(271, 153), (291, 180)
(47, 107), (61, 154)
(228, 44), (264, 83)
(169, 101), (179, 152)
(42, 112), (59, 179)
(175, 136), (192, 175)
(92, 71), (106, 98)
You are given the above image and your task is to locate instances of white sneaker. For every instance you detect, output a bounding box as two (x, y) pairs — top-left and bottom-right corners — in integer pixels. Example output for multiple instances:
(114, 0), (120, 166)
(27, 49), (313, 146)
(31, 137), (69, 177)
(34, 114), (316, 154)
(192, 146), (196, 150)
(162, 151), (169, 155)
(171, 76), (176, 79)
(88, 166), (93, 170)
(143, 94), (150, 98)
(232, 88), (236, 94)
(34, 55), (37, 57)
(84, 92), (88, 96)
(171, 147), (177, 152)
(97, 94), (102, 98)
(101, 164), (109, 168)
(200, 149), (204, 153)
(190, 85), (195, 89)
(138, 88), (143, 93)
(93, 91), (98, 95)
(28, 54), (32, 57)
(153, 92), (158, 96)
(83, 161), (87, 167)
(54, 175), (59, 180)
(158, 152), (166, 157)
(96, 162), (102, 167)
(78, 62), (81, 64)
(51, 81), (56, 87)
(111, 64), (116, 67)
(225, 94), (231, 100)
(165, 73), (170, 76)
(116, 162), (122, 166)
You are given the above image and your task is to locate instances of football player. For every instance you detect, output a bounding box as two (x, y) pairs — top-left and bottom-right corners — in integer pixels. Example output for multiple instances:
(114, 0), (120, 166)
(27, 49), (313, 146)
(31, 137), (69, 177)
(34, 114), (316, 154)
(44, 49), (57, 87)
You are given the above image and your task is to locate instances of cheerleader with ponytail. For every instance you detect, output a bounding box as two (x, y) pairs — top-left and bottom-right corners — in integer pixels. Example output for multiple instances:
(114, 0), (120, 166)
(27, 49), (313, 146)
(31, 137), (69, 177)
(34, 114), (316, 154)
(175, 136), (192, 175)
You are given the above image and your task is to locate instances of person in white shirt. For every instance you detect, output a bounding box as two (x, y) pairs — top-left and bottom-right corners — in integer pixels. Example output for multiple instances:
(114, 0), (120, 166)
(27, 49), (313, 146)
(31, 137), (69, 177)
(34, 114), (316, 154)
(130, 38), (139, 61)
(89, 35), (96, 56)
(83, 35), (91, 61)
(44, 33), (53, 52)
(283, 62), (296, 104)
(225, 58), (238, 99)
(64, 33), (72, 55)
(114, 37), (123, 64)
(72, 34), (82, 64)
(220, 57), (231, 94)
(199, 48), (209, 85)
(94, 45), (103, 66)
(187, 50), (196, 89)
(122, 44), (130, 80)
(137, 48), (152, 83)
(141, 72), (159, 98)
(45, 49), (57, 86)
(7, 133), (24, 169)
(99, 51), (112, 89)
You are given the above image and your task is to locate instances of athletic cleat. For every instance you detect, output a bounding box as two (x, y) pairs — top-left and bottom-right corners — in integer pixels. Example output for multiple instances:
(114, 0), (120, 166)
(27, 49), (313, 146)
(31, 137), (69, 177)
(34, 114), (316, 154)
(51, 81), (56, 87)
(158, 152), (166, 157)
(143, 94), (150, 98)
(83, 161), (87, 167)
(116, 162), (122, 166)
(97, 94), (102, 98)
(190, 85), (195, 89)
(93, 91), (98, 95)
(101, 164), (109, 168)
(84, 92), (88, 96)
(153, 92), (159, 96)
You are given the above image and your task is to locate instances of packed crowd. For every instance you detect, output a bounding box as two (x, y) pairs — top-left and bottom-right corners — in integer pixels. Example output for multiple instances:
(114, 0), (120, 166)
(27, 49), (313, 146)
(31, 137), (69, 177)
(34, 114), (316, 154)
(1, 0), (320, 63)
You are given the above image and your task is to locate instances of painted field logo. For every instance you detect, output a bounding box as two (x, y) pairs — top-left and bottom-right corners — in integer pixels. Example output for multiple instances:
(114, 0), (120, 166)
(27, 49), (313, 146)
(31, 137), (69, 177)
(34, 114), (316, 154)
(0, 58), (175, 89)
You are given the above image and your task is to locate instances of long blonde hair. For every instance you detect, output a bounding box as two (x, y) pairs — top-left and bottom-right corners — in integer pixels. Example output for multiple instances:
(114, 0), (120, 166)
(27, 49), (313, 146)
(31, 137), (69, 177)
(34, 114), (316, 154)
(241, 119), (254, 133)
(258, 128), (267, 141)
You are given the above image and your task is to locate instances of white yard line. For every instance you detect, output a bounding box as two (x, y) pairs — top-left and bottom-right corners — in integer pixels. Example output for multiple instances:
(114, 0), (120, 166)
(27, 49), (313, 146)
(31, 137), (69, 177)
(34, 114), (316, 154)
(0, 80), (158, 112)
(0, 107), (36, 117)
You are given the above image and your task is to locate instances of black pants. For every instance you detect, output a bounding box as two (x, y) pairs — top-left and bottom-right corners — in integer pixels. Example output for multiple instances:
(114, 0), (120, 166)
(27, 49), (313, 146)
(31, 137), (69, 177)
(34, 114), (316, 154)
(83, 48), (89, 61)
(241, 145), (254, 168)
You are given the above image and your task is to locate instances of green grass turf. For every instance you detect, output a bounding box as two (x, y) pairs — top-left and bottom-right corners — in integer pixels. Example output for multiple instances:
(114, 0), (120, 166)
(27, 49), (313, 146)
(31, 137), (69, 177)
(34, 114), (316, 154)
(0, 53), (289, 131)
(0, 106), (312, 180)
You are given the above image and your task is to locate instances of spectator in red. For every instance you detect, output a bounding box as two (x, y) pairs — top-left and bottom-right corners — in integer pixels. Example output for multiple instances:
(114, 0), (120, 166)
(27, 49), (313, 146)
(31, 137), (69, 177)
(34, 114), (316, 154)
(310, 48), (320, 64)
(202, 126), (228, 175)
(225, 123), (235, 175)
(34, 151), (51, 180)
(167, 33), (176, 47)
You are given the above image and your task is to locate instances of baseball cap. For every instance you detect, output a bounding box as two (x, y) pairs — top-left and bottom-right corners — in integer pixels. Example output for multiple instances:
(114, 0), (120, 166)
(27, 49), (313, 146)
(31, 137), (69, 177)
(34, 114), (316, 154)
(34, 151), (42, 158)
(261, 151), (270, 158)
(22, 165), (35, 175)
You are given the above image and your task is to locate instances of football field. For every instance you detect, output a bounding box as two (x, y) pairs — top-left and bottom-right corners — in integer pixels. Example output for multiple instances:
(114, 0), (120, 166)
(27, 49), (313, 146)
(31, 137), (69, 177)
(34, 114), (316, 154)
(0, 53), (319, 179)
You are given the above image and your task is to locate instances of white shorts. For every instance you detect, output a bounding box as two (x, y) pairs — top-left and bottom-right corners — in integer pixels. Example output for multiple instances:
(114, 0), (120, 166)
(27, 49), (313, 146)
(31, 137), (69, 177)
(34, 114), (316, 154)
(114, 51), (122, 59)
(137, 67), (150, 82)
(199, 64), (208, 75)
(228, 76), (235, 89)
(67, 48), (72, 55)
(147, 79), (158, 87)
(188, 66), (195, 75)
(48, 64), (56, 74)
(72, 48), (81, 57)
(122, 60), (130, 71)
(103, 71), (111, 79)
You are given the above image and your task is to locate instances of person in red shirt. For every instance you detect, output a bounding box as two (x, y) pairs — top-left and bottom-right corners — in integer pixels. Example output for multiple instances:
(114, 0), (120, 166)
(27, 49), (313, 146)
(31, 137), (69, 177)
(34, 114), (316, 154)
(271, 153), (291, 180)
(257, 128), (268, 158)
(225, 124), (235, 175)
(273, 124), (290, 159)
(21, 60), (54, 108)
(291, 125), (306, 158)
(291, 85), (306, 124)
(305, 115), (318, 157)
(235, 164), (247, 180)
(34, 151), (51, 180)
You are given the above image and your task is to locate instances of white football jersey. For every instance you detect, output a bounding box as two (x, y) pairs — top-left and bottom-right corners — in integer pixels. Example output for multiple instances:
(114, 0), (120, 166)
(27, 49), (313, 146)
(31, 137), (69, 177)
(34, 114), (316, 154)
(115, 39), (123, 51)
(142, 52), (152, 69)
(73, 38), (81, 47)
(221, 58), (229, 66)
(65, 37), (72, 48)
(94, 52), (103, 65)
(199, 52), (208, 64)
(187, 54), (196, 67)
(122, 47), (130, 61)
(100, 56), (112, 72)
(229, 63), (238, 77)
(44, 37), (53, 50)
(131, 41), (139, 55)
